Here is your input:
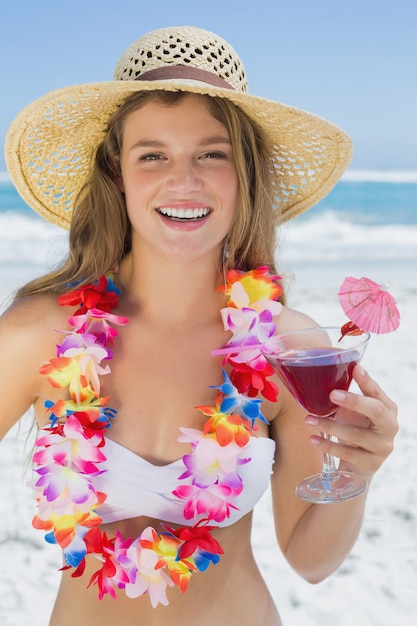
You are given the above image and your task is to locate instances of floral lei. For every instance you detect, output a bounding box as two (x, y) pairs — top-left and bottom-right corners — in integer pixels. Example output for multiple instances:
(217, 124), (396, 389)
(30, 266), (282, 607)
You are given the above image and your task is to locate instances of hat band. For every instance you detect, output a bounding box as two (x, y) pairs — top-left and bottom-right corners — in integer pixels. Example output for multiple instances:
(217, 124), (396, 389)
(134, 65), (235, 90)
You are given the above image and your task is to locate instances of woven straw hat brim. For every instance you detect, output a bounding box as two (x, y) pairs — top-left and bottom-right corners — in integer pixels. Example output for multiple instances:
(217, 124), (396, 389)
(5, 78), (353, 230)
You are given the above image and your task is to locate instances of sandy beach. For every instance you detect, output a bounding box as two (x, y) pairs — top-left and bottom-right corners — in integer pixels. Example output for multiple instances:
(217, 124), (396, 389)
(0, 253), (416, 625)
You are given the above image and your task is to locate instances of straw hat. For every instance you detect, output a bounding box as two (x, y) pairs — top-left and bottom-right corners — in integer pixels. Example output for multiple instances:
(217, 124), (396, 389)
(5, 26), (353, 230)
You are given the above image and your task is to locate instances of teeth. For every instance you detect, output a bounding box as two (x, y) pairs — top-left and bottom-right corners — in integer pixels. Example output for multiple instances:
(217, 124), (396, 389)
(158, 207), (210, 219)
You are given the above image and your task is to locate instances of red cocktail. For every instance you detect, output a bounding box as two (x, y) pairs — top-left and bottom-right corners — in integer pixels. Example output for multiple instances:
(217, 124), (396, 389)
(265, 327), (370, 503)
(274, 346), (360, 417)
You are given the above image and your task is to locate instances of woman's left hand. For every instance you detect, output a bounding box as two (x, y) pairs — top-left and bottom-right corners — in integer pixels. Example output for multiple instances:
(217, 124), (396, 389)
(305, 364), (399, 479)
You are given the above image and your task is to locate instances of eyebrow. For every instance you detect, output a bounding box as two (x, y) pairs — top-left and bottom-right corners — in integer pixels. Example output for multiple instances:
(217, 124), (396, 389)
(129, 136), (232, 151)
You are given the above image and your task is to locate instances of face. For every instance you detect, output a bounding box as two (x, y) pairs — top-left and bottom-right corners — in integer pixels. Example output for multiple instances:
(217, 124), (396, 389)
(117, 94), (238, 264)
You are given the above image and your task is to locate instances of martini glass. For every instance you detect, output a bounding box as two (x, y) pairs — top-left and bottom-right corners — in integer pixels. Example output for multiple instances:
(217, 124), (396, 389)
(265, 326), (370, 503)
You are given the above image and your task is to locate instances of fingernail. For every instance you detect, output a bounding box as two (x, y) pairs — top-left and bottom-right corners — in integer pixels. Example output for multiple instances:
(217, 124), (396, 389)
(309, 436), (321, 446)
(358, 366), (366, 376)
(305, 416), (320, 426)
(331, 390), (346, 401)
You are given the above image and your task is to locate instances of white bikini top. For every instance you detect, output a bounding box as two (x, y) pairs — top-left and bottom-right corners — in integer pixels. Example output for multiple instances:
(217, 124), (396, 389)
(93, 436), (276, 527)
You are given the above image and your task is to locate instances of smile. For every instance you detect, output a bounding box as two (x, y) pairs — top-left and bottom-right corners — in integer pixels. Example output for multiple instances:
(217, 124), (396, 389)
(157, 207), (211, 221)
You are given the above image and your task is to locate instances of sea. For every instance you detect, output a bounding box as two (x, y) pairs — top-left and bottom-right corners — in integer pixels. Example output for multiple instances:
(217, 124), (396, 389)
(1, 168), (416, 308)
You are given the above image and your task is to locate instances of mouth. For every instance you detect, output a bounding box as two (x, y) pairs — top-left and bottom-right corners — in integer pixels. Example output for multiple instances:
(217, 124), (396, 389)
(157, 207), (211, 222)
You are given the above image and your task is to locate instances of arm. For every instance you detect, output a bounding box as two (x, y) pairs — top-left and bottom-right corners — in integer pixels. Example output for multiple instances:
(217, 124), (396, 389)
(269, 310), (398, 583)
(0, 295), (60, 440)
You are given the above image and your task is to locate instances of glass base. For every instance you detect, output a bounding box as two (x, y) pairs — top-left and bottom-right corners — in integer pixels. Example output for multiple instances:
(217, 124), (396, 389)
(296, 471), (368, 504)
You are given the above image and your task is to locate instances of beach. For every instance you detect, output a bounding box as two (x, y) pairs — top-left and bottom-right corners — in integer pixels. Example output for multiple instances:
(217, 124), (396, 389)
(1, 176), (416, 625)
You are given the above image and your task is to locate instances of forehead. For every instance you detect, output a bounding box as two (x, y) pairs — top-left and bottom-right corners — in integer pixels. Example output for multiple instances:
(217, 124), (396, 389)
(122, 93), (230, 137)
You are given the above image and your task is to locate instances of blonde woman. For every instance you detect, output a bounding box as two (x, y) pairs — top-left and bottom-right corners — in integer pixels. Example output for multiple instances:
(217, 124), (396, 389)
(1, 26), (397, 625)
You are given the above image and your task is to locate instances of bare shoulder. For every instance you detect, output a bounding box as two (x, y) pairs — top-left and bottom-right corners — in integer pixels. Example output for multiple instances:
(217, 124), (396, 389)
(0, 293), (69, 439)
(0, 291), (69, 374)
(263, 305), (320, 423)
(1, 292), (69, 342)
(276, 305), (319, 333)
(1, 291), (63, 325)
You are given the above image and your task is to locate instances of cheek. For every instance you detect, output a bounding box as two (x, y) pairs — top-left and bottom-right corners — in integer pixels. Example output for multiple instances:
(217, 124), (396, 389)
(122, 176), (153, 211)
(217, 168), (239, 206)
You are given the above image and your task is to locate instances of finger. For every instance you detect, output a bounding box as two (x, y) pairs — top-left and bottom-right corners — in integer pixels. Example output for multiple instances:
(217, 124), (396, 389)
(308, 431), (387, 476)
(329, 388), (386, 426)
(352, 365), (398, 414)
(305, 414), (373, 447)
(327, 389), (398, 441)
(305, 399), (398, 475)
(329, 368), (398, 429)
(306, 415), (393, 461)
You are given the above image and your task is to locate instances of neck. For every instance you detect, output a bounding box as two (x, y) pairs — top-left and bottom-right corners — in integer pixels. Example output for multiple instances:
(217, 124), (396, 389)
(117, 251), (225, 325)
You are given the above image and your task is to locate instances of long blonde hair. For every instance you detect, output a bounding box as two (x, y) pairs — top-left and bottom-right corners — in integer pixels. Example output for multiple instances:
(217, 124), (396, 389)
(14, 91), (281, 299)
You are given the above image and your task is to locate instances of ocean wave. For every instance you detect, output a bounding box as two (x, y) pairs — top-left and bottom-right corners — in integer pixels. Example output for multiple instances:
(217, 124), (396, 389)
(342, 169), (417, 183)
(1, 211), (416, 272)
(0, 212), (67, 267)
(280, 210), (417, 262)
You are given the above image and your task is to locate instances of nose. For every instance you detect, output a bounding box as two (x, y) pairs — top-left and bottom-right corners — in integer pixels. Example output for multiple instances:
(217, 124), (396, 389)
(166, 157), (203, 194)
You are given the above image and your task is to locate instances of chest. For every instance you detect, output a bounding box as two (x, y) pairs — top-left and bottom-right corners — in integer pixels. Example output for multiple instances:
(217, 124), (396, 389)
(35, 308), (277, 465)
(101, 319), (230, 463)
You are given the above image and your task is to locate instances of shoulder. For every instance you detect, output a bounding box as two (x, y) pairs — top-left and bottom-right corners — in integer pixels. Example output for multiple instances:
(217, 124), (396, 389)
(276, 305), (319, 333)
(1, 291), (67, 326)
(0, 293), (72, 438)
(261, 305), (319, 423)
(0, 292), (70, 355)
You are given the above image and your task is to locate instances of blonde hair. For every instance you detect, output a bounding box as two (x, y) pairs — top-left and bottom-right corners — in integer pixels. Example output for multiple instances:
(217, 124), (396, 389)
(14, 91), (281, 299)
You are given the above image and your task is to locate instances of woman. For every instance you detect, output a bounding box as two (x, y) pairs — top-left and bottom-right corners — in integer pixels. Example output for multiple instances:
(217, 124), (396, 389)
(1, 26), (397, 625)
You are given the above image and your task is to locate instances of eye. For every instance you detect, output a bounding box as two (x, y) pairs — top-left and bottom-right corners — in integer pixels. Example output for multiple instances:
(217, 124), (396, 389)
(204, 150), (226, 159)
(202, 151), (227, 159)
(140, 153), (164, 161)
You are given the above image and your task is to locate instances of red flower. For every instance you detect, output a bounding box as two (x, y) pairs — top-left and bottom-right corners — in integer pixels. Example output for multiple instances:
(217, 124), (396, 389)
(229, 360), (278, 402)
(58, 276), (119, 315)
(85, 530), (133, 600)
(163, 519), (224, 561)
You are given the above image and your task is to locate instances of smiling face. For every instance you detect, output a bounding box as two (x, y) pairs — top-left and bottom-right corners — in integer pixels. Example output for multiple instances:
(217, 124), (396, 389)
(116, 94), (239, 265)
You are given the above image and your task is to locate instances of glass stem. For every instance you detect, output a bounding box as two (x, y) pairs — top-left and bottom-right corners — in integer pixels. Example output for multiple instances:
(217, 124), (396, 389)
(320, 432), (339, 481)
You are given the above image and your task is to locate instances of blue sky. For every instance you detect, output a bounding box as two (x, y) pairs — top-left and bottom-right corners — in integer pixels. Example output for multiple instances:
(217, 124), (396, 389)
(1, 0), (416, 171)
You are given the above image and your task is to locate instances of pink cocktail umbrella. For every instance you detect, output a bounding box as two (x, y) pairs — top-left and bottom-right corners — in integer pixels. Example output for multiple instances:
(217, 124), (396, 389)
(338, 276), (400, 334)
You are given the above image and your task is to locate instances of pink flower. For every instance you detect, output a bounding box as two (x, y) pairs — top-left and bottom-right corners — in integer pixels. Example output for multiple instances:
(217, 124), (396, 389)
(35, 464), (103, 505)
(56, 332), (111, 359)
(68, 310), (129, 345)
(220, 306), (278, 352)
(33, 416), (106, 474)
(179, 434), (247, 491)
(31, 416), (107, 518)
(34, 480), (104, 518)
(173, 483), (238, 522)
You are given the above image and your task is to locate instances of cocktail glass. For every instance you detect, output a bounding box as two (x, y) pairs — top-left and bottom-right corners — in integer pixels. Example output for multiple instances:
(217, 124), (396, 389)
(264, 326), (370, 503)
